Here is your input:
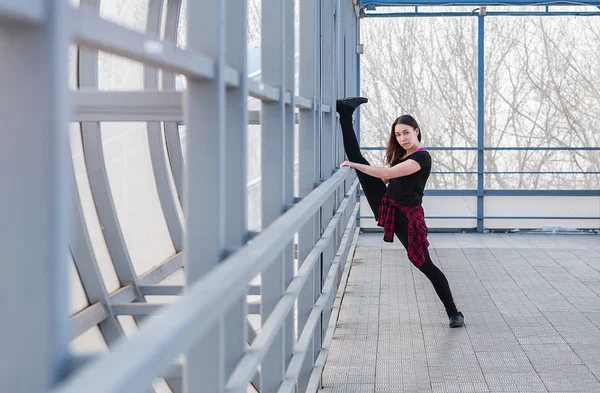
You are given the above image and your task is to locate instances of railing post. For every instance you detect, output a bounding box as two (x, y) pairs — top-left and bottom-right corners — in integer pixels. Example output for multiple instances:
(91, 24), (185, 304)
(260, 0), (292, 391)
(298, 0), (320, 390)
(477, 7), (486, 233)
(184, 0), (227, 391)
(0, 0), (71, 391)
(224, 0), (249, 390)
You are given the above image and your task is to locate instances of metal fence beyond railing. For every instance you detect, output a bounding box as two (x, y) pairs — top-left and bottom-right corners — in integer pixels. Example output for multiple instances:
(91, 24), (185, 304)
(359, 146), (600, 232)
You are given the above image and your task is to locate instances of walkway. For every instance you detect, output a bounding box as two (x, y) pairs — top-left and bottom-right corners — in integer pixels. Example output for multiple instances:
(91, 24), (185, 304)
(321, 233), (600, 393)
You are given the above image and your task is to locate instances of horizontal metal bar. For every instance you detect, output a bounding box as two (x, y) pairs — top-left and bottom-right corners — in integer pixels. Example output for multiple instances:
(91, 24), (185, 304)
(360, 0), (600, 7)
(50, 168), (353, 393)
(248, 301), (261, 315)
(431, 171), (600, 175)
(321, 105), (331, 113)
(139, 283), (261, 296)
(112, 303), (164, 316)
(138, 252), (183, 286)
(225, 180), (359, 391)
(114, 301), (262, 316)
(249, 111), (300, 125)
(108, 285), (138, 305)
(486, 216), (600, 220)
(72, 5), (215, 80)
(248, 79), (280, 102)
(359, 189), (600, 197)
(484, 189), (600, 196)
(360, 215), (600, 220)
(361, 146), (600, 151)
(358, 189), (476, 196)
(248, 284), (261, 296)
(284, 92), (293, 105)
(72, 90), (183, 122)
(139, 285), (183, 296)
(359, 215), (476, 219)
(70, 303), (108, 338)
(364, 11), (600, 16)
(295, 95), (313, 110)
(0, 0), (44, 24)
(73, 92), (312, 123)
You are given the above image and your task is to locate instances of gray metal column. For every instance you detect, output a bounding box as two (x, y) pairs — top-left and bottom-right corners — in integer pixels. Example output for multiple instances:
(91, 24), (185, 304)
(312, 1), (324, 366)
(0, 0), (71, 391)
(260, 0), (288, 390)
(477, 8), (485, 233)
(184, 0), (227, 391)
(223, 0), (249, 388)
(282, 0), (296, 375)
(320, 0), (336, 342)
(144, 0), (184, 252)
(297, 1), (320, 390)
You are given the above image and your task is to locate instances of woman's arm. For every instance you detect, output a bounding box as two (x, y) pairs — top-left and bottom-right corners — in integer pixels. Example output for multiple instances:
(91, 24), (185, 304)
(341, 159), (421, 181)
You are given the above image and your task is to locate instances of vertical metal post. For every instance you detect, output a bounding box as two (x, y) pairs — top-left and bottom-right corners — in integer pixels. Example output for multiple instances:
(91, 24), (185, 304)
(261, 0), (286, 391)
(224, 0), (249, 389)
(320, 0), (336, 342)
(356, 18), (361, 148)
(356, 18), (362, 230)
(477, 8), (485, 233)
(313, 0), (323, 366)
(283, 0), (296, 376)
(297, 0), (319, 390)
(0, 0), (71, 391)
(184, 0), (226, 391)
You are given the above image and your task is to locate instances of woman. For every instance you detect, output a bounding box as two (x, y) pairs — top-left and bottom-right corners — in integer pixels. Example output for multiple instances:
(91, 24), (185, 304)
(337, 96), (464, 328)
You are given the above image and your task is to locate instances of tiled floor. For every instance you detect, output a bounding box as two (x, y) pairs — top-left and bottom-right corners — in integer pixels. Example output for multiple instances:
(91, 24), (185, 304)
(320, 233), (600, 393)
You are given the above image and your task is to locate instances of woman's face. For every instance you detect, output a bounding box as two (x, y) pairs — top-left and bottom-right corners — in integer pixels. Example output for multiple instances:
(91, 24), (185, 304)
(394, 123), (420, 150)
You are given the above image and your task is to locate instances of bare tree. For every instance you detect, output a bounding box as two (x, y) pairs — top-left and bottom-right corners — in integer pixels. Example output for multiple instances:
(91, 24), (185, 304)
(360, 12), (600, 191)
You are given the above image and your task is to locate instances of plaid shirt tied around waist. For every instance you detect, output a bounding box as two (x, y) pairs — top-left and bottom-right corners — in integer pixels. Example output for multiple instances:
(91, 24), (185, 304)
(377, 194), (430, 268)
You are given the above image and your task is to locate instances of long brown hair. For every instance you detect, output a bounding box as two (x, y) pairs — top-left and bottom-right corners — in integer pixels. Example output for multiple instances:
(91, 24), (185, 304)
(385, 114), (422, 166)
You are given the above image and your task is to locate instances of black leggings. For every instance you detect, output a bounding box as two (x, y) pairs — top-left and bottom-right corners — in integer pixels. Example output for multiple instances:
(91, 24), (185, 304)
(340, 116), (459, 317)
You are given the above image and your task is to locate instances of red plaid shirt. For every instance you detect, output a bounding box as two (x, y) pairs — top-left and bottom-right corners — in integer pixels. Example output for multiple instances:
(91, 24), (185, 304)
(377, 194), (430, 268)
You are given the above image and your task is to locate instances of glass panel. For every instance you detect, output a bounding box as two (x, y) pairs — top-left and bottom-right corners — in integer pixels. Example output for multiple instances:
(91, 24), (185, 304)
(177, 0), (187, 49)
(118, 316), (137, 337)
(70, 260), (89, 315)
(70, 326), (108, 355)
(101, 122), (176, 276)
(100, 0), (149, 33)
(69, 44), (78, 90)
(98, 52), (145, 91)
(248, 124), (262, 232)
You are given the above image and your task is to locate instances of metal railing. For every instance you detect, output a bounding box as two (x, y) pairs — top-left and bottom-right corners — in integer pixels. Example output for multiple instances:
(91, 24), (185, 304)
(358, 146), (600, 230)
(1, 0), (361, 392)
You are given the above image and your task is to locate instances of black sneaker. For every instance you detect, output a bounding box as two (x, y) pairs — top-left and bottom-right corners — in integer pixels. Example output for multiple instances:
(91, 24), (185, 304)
(449, 312), (464, 328)
(336, 96), (368, 116)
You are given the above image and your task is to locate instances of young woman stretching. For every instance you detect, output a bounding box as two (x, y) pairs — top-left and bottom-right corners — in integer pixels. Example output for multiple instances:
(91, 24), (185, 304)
(337, 96), (464, 328)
